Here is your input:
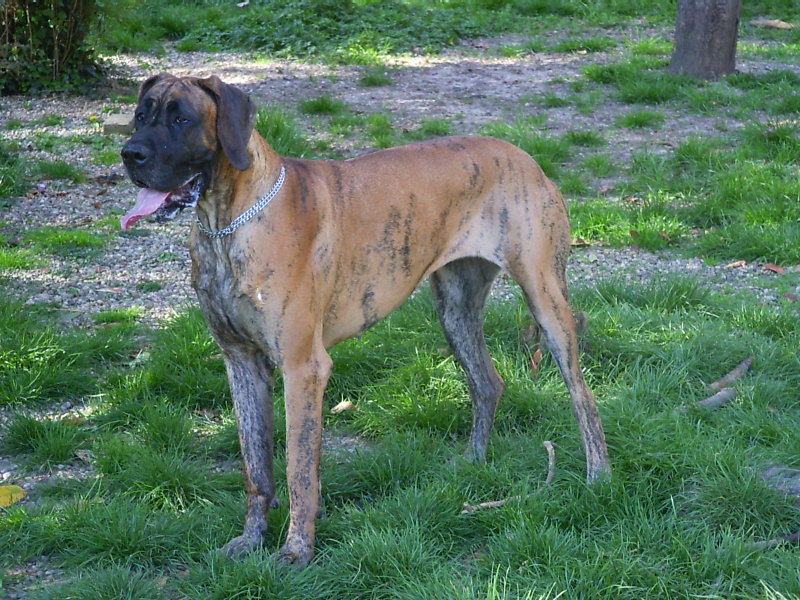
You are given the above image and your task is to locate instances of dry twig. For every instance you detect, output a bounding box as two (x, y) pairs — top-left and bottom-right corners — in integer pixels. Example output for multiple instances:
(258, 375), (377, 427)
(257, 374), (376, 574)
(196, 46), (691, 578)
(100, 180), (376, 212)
(460, 496), (521, 514)
(709, 356), (753, 390)
(543, 440), (556, 485)
(696, 387), (738, 410)
(461, 441), (556, 514)
(753, 530), (800, 550)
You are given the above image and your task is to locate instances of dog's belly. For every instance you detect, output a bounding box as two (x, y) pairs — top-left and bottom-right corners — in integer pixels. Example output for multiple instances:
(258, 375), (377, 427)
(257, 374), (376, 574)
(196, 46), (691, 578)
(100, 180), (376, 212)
(321, 273), (422, 347)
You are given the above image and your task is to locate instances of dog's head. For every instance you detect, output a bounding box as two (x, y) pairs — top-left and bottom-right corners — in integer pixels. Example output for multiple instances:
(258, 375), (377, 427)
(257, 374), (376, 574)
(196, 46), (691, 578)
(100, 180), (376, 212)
(120, 74), (256, 229)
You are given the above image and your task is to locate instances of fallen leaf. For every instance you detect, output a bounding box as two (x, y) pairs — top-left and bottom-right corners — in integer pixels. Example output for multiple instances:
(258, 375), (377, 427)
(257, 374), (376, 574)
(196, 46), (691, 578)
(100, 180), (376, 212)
(725, 260), (747, 268)
(629, 229), (640, 238)
(331, 400), (355, 414)
(783, 292), (799, 302)
(599, 184), (616, 194)
(764, 263), (785, 274)
(571, 237), (590, 247)
(0, 485), (26, 508)
(658, 231), (673, 243)
(530, 348), (543, 374)
(750, 18), (794, 29)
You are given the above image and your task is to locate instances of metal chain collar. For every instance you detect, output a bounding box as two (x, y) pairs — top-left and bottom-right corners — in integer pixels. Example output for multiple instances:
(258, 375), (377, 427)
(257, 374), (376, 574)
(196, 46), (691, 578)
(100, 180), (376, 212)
(196, 165), (286, 239)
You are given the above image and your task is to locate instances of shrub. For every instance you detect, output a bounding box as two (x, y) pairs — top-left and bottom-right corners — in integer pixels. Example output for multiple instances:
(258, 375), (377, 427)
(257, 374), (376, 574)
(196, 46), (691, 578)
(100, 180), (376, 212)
(1, 0), (103, 94)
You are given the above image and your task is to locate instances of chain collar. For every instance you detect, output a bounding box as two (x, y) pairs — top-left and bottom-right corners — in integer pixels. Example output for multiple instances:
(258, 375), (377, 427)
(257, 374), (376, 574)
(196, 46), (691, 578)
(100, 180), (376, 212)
(196, 165), (286, 239)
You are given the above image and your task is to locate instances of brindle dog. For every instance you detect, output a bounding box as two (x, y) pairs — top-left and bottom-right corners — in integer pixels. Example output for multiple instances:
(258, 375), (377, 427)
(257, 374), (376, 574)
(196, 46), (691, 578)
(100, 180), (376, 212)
(120, 73), (610, 566)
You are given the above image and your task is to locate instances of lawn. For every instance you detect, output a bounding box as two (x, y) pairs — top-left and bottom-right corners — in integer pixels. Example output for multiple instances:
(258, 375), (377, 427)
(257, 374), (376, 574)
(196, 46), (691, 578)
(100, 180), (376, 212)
(2, 1), (800, 598)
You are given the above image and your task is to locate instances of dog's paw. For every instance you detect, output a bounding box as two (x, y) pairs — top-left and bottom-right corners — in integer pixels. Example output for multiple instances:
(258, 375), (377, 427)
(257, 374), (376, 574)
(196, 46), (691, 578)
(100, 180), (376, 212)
(221, 533), (263, 558)
(274, 543), (314, 568)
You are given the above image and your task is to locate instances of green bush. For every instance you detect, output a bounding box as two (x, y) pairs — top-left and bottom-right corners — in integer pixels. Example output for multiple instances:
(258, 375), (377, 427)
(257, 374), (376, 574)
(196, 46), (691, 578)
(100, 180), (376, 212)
(1, 0), (103, 94)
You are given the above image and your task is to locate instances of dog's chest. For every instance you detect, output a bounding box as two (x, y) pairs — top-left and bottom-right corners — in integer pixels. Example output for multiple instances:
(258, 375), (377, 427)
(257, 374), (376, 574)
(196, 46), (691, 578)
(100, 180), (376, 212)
(189, 239), (273, 348)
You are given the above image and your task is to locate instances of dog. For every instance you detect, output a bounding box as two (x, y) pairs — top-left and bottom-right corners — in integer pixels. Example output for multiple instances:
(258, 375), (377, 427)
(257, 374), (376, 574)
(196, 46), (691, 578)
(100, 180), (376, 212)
(120, 73), (610, 566)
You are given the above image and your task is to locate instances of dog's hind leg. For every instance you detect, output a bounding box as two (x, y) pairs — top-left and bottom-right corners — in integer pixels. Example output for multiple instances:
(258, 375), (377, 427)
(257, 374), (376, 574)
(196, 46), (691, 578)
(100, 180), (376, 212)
(430, 257), (504, 463)
(512, 265), (610, 483)
(220, 348), (278, 557)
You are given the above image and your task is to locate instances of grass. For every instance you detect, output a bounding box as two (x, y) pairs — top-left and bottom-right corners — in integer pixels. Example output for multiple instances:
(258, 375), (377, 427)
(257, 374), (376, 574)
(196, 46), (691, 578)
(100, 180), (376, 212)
(23, 227), (108, 260)
(1, 414), (88, 468)
(616, 108), (666, 129)
(0, 139), (28, 201)
(0, 296), (134, 405)
(36, 160), (85, 183)
(481, 118), (570, 179)
(253, 106), (315, 158)
(299, 95), (348, 116)
(359, 65), (394, 87)
(2, 276), (799, 598)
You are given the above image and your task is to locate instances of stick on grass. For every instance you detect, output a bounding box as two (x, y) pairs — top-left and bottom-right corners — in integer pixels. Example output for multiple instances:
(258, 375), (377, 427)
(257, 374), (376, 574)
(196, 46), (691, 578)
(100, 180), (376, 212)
(709, 356), (754, 390)
(753, 530), (800, 550)
(461, 441), (555, 514)
(697, 387), (738, 410)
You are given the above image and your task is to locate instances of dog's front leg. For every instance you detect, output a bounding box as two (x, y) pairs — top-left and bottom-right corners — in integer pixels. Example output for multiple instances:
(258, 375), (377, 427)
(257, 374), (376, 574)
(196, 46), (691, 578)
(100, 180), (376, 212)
(220, 348), (277, 557)
(276, 346), (332, 567)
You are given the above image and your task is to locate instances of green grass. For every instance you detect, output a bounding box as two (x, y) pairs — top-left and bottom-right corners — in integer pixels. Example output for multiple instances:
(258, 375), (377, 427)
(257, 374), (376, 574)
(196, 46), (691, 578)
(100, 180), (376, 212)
(481, 118), (570, 179)
(616, 108), (665, 129)
(37, 114), (66, 127)
(24, 227), (108, 260)
(552, 36), (617, 53)
(299, 95), (348, 116)
(93, 149), (121, 166)
(2, 277), (799, 598)
(564, 128), (605, 147)
(92, 308), (142, 324)
(0, 296), (135, 405)
(0, 139), (28, 200)
(405, 118), (453, 141)
(95, 0), (518, 58)
(359, 65), (394, 87)
(365, 112), (396, 148)
(253, 106), (315, 158)
(2, 414), (88, 467)
(36, 160), (85, 183)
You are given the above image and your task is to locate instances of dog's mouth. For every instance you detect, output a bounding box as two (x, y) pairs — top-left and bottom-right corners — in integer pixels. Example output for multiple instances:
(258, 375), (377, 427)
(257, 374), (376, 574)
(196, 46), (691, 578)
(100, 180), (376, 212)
(120, 175), (203, 230)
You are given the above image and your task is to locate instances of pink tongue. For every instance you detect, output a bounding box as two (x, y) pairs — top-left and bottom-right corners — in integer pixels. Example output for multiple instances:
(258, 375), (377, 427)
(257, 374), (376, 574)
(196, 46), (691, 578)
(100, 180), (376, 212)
(120, 188), (170, 229)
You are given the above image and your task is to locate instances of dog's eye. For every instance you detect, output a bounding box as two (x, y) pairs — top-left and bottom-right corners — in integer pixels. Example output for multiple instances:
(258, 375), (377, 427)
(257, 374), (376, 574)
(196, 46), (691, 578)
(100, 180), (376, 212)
(135, 112), (144, 122)
(173, 116), (189, 125)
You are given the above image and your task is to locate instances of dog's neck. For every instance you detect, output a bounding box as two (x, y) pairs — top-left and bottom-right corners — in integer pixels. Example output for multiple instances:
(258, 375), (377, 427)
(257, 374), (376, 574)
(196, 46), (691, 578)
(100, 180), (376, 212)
(196, 133), (282, 236)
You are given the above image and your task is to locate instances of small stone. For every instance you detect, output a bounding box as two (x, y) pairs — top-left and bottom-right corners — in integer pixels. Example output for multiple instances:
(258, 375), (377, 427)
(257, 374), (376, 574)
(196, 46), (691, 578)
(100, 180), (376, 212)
(103, 113), (134, 135)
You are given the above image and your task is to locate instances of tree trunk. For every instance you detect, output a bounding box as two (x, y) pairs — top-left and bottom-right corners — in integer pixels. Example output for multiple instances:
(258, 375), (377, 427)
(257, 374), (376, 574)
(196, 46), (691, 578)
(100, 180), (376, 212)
(670, 0), (741, 79)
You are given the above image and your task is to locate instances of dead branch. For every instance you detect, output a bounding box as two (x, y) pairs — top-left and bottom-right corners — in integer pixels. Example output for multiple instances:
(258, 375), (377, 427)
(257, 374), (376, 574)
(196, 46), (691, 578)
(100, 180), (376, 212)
(461, 496), (520, 515)
(709, 356), (754, 390)
(544, 440), (556, 485)
(461, 441), (556, 514)
(753, 530), (800, 550)
(697, 387), (738, 410)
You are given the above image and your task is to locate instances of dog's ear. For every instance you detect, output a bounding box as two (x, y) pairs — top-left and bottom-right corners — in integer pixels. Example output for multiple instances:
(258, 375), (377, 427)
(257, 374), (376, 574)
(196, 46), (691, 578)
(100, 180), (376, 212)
(138, 72), (175, 102)
(197, 76), (256, 171)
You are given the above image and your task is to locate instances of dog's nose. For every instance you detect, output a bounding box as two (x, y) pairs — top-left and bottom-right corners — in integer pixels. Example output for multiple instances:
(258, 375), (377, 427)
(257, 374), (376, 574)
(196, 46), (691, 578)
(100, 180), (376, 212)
(120, 142), (151, 167)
